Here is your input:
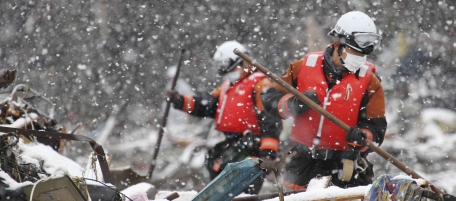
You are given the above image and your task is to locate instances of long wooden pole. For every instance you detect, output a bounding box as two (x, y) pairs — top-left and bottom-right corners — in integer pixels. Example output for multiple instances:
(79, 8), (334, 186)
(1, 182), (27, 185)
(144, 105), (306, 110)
(149, 49), (186, 179)
(233, 48), (444, 195)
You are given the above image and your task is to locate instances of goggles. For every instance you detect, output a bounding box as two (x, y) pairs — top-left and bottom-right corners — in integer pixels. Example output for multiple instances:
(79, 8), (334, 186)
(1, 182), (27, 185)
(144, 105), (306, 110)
(351, 32), (382, 50)
(214, 58), (243, 75)
(329, 29), (382, 54)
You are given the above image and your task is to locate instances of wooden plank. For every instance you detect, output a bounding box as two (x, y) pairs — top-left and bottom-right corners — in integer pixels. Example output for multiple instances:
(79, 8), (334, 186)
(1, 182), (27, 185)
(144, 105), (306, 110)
(312, 194), (365, 201)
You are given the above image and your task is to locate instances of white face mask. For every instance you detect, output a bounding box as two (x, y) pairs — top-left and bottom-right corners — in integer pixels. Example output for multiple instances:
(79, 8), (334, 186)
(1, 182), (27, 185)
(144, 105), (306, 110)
(343, 48), (367, 72)
(223, 70), (241, 83)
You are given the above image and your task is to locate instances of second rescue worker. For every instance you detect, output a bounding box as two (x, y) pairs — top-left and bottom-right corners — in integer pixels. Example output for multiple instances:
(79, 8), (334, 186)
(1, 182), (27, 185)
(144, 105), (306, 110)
(166, 41), (282, 194)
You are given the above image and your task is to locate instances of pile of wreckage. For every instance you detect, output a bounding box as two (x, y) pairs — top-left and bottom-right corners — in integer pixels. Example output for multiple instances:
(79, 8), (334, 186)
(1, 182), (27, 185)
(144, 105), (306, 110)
(0, 69), (124, 201)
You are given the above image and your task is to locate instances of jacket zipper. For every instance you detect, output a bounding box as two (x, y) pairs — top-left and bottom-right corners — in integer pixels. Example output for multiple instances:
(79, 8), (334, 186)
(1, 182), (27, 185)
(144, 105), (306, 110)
(312, 88), (331, 159)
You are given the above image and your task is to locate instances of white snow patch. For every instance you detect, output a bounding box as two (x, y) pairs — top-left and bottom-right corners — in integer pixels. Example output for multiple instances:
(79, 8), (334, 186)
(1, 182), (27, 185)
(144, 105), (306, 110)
(331, 93), (342, 99)
(18, 140), (84, 177)
(77, 64), (87, 70)
(121, 182), (154, 200)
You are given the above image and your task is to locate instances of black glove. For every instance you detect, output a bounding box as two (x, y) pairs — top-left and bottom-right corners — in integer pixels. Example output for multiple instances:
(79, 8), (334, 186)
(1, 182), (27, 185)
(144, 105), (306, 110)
(346, 127), (367, 151)
(259, 149), (277, 160)
(165, 89), (183, 104)
(288, 90), (320, 115)
(259, 150), (277, 169)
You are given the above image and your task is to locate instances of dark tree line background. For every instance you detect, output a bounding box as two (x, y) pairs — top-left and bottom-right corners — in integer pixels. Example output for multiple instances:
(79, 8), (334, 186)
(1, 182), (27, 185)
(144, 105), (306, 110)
(0, 0), (455, 147)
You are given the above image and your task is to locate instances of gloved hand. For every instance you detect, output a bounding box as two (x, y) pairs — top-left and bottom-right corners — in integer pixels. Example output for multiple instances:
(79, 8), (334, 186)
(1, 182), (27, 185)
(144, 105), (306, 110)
(165, 89), (182, 104)
(259, 155), (277, 169)
(258, 149), (277, 169)
(346, 127), (367, 151)
(288, 90), (320, 115)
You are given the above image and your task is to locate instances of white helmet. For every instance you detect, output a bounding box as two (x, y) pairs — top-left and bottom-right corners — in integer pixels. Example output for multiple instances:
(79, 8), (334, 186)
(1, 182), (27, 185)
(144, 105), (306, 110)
(329, 11), (381, 54)
(166, 66), (177, 78)
(213, 41), (249, 75)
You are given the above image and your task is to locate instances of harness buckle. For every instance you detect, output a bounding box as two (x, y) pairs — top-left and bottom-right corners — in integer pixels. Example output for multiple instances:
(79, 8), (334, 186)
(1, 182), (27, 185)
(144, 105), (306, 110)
(311, 137), (321, 159)
(354, 157), (368, 173)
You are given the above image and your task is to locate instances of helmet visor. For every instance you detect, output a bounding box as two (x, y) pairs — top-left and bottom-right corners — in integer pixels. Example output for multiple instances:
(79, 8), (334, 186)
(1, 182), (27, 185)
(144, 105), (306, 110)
(353, 32), (382, 50)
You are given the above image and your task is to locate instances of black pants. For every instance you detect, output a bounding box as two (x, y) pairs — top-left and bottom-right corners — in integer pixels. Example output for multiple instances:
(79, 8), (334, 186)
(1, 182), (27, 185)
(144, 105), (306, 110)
(283, 146), (374, 189)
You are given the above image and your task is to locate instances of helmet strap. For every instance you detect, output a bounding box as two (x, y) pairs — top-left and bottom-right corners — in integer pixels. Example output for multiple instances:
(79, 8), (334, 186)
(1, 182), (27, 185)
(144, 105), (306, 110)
(337, 43), (346, 65)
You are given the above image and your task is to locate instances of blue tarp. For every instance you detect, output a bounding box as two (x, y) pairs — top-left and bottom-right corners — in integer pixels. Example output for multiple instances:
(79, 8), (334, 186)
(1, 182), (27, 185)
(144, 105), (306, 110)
(192, 158), (264, 201)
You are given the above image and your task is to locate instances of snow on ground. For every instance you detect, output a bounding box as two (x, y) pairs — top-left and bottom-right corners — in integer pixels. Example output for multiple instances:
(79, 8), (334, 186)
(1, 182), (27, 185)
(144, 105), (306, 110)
(264, 186), (370, 201)
(152, 175), (429, 201)
(153, 188), (368, 201)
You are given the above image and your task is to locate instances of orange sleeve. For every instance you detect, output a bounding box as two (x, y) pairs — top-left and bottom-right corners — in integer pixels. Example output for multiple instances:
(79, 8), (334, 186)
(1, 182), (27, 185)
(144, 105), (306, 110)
(260, 137), (279, 152)
(210, 85), (223, 98)
(181, 95), (195, 113)
(270, 59), (304, 91)
(254, 77), (273, 110)
(277, 93), (294, 119)
(366, 74), (386, 119)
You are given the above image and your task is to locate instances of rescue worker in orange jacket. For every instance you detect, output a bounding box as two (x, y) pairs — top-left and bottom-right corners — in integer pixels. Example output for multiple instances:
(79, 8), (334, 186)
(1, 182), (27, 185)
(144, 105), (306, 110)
(261, 11), (387, 190)
(166, 40), (282, 194)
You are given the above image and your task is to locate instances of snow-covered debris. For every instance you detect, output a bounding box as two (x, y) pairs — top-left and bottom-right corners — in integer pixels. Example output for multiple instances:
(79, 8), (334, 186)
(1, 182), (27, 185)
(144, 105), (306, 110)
(0, 171), (32, 191)
(121, 182), (155, 200)
(18, 140), (84, 177)
(155, 190), (198, 201)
